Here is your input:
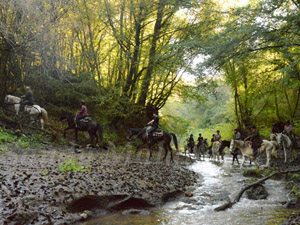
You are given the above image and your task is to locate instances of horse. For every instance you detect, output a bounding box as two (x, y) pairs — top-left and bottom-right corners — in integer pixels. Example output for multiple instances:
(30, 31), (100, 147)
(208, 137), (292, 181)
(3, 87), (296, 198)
(219, 140), (237, 164)
(271, 133), (293, 163)
(60, 110), (103, 146)
(211, 141), (222, 161)
(126, 127), (178, 161)
(229, 139), (277, 168)
(4, 94), (48, 129)
(195, 142), (205, 160)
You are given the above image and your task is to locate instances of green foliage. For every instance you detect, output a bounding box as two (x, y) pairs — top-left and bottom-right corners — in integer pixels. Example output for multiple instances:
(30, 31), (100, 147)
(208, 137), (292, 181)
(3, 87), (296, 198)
(0, 128), (17, 145)
(58, 158), (85, 173)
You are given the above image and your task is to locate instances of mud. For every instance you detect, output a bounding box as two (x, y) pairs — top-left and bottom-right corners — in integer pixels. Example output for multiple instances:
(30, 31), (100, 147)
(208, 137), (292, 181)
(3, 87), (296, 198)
(0, 145), (198, 224)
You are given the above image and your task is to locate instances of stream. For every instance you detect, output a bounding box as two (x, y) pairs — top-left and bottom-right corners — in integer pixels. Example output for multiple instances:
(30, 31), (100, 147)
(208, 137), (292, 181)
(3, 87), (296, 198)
(86, 156), (295, 225)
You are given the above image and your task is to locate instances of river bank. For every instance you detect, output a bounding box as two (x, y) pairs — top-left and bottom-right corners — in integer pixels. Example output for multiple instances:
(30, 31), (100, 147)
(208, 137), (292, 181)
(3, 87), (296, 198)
(0, 145), (198, 224)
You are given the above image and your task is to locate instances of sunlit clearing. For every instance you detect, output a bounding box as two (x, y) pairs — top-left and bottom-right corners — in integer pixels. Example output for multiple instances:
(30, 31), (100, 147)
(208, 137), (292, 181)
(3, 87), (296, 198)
(220, 0), (249, 10)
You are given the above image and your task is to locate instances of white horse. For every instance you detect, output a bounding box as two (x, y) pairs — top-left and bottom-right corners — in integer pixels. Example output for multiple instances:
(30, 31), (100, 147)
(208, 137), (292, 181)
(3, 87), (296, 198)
(271, 133), (293, 163)
(4, 95), (48, 129)
(211, 141), (222, 161)
(229, 139), (277, 168)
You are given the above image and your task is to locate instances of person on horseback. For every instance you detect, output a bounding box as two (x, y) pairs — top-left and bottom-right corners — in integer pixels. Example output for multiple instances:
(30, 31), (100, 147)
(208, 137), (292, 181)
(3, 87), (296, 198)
(271, 123), (280, 134)
(283, 120), (296, 146)
(197, 133), (203, 147)
(20, 86), (34, 112)
(234, 128), (241, 140)
(147, 111), (159, 144)
(231, 128), (241, 165)
(76, 100), (88, 129)
(188, 134), (195, 153)
(283, 120), (293, 137)
(244, 125), (262, 157)
(214, 130), (222, 142)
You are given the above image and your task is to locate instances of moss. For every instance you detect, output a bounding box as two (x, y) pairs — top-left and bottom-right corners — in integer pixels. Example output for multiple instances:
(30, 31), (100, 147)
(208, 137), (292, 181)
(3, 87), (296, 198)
(243, 168), (263, 177)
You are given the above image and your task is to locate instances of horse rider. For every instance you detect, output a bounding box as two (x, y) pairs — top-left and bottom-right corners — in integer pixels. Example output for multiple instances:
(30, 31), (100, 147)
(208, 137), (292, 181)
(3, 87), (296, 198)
(20, 86), (34, 112)
(76, 100), (88, 129)
(188, 134), (195, 153)
(147, 111), (159, 144)
(232, 128), (241, 165)
(283, 120), (293, 138)
(244, 125), (262, 157)
(271, 123), (280, 134)
(197, 133), (203, 147)
(214, 130), (222, 143)
(234, 128), (241, 140)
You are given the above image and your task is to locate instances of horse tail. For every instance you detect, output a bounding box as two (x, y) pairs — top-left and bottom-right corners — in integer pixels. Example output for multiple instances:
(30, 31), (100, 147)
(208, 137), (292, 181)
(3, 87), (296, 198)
(41, 108), (48, 125)
(97, 123), (103, 142)
(170, 133), (178, 151)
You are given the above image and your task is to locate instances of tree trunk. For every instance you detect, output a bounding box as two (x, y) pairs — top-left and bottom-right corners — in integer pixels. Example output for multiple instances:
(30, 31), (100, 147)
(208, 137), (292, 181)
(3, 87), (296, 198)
(138, 0), (165, 106)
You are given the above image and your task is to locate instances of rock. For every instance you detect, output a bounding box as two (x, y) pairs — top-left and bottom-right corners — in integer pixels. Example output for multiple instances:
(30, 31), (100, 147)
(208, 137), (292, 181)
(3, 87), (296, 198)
(67, 195), (154, 213)
(246, 184), (268, 200)
(185, 191), (193, 197)
(80, 212), (88, 220)
(285, 198), (300, 209)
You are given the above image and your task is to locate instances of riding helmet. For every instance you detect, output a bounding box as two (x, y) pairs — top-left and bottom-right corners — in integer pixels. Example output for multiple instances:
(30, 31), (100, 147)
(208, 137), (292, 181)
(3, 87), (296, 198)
(81, 100), (85, 105)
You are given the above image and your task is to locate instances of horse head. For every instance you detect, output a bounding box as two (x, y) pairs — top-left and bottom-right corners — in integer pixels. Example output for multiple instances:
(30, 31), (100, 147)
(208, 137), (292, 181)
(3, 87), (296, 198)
(126, 129), (133, 140)
(59, 110), (69, 121)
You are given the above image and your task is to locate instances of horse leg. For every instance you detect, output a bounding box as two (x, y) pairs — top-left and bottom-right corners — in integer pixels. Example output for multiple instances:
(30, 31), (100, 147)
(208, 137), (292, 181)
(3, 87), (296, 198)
(163, 143), (168, 161)
(94, 132), (98, 145)
(236, 154), (240, 165)
(283, 143), (287, 163)
(88, 131), (94, 146)
(265, 151), (271, 167)
(75, 129), (78, 143)
(63, 127), (72, 138)
(135, 143), (145, 154)
(148, 143), (153, 160)
(40, 118), (44, 130)
(170, 145), (173, 162)
(241, 155), (245, 168)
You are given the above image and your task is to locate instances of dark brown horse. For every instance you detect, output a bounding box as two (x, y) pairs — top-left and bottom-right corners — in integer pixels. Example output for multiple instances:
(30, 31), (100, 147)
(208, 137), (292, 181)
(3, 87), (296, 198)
(126, 127), (178, 161)
(60, 110), (103, 145)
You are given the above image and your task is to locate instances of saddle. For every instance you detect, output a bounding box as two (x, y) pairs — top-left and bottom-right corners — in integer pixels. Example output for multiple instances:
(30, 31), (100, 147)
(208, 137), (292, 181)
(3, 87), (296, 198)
(80, 117), (92, 123)
(153, 130), (163, 137)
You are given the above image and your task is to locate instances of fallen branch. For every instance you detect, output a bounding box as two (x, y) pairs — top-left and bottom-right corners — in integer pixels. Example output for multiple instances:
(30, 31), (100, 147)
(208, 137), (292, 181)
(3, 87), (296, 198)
(215, 169), (300, 212)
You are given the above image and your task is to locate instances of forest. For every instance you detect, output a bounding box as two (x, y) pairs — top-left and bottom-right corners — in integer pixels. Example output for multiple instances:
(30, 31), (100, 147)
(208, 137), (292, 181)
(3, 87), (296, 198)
(1, 1), (300, 224)
(1, 0), (299, 141)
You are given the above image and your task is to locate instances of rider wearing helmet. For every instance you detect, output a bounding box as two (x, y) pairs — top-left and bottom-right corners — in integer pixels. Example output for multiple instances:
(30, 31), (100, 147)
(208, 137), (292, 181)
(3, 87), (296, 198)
(147, 111), (159, 144)
(76, 100), (88, 128)
(20, 86), (34, 112)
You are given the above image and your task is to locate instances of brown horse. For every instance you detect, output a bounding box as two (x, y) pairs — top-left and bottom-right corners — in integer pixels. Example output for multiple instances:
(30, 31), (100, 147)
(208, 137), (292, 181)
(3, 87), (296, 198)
(60, 110), (103, 145)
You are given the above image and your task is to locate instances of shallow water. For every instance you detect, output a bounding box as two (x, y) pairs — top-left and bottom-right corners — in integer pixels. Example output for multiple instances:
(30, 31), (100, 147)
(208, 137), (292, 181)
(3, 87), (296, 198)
(86, 156), (296, 225)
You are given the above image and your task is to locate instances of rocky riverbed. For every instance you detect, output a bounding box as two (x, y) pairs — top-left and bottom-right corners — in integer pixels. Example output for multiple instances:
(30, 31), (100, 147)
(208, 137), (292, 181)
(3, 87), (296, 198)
(0, 145), (198, 224)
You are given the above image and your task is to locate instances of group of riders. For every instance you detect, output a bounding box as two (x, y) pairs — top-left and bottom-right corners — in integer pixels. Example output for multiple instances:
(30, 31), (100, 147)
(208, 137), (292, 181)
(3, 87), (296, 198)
(15, 86), (298, 151)
(186, 121), (297, 158)
(18, 86), (88, 129)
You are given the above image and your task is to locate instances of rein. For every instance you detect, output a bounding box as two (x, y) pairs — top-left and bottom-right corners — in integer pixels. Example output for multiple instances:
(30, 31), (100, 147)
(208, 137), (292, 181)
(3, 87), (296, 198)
(136, 127), (147, 138)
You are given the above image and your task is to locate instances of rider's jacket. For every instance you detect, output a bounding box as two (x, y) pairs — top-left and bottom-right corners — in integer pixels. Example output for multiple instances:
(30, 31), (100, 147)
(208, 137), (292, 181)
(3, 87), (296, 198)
(78, 105), (88, 116)
(284, 124), (292, 134)
(25, 90), (34, 102)
(152, 116), (159, 128)
(214, 134), (221, 142)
